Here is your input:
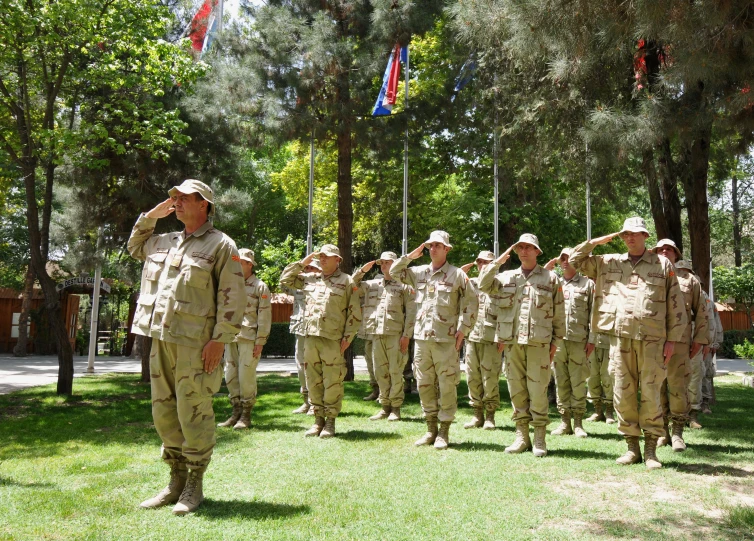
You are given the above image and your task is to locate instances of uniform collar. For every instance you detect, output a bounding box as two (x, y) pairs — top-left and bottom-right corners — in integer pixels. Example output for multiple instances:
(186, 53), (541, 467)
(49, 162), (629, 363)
(517, 264), (542, 277)
(178, 220), (213, 241)
(429, 260), (450, 276)
(619, 249), (653, 265)
(323, 269), (343, 281)
(563, 272), (581, 285)
(245, 274), (257, 286)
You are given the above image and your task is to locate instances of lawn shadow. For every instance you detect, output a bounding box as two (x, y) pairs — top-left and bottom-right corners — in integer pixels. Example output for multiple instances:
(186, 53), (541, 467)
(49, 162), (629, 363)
(550, 448), (617, 460)
(673, 463), (754, 477)
(581, 431), (624, 441)
(687, 442), (754, 454)
(0, 476), (54, 488)
(452, 441), (509, 453)
(197, 498), (310, 520)
(592, 513), (749, 541)
(337, 430), (402, 442)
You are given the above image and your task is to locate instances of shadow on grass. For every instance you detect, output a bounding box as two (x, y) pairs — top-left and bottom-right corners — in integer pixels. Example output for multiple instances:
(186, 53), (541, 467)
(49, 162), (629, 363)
(0, 476), (54, 488)
(551, 448), (617, 460)
(197, 499), (310, 520)
(580, 431), (624, 441)
(452, 441), (509, 453)
(337, 430), (402, 442)
(593, 513), (752, 541)
(673, 463), (754, 477)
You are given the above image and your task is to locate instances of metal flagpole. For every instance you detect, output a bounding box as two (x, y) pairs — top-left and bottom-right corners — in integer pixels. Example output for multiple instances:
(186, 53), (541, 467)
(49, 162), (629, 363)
(217, 0), (224, 32)
(308, 130), (315, 254)
(87, 227), (103, 373)
(493, 113), (499, 257)
(402, 46), (409, 256)
(585, 142), (592, 241)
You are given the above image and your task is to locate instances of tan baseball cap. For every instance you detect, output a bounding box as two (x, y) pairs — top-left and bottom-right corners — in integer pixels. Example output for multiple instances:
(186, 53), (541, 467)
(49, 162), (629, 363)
(559, 247), (573, 259)
(513, 233), (542, 255)
(238, 248), (255, 265)
(424, 230), (452, 248)
(376, 251), (399, 264)
(619, 216), (649, 235)
(168, 179), (215, 216)
(476, 250), (495, 262)
(316, 244), (342, 259)
(651, 238), (682, 259)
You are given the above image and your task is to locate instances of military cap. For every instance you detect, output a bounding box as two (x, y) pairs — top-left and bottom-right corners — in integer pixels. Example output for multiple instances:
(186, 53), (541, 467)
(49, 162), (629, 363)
(168, 179), (215, 216)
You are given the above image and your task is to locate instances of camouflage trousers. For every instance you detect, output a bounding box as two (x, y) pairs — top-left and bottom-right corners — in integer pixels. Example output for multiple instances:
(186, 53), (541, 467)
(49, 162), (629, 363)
(370, 334), (409, 408)
(505, 342), (551, 428)
(403, 341), (414, 383)
(294, 335), (308, 401)
(414, 339), (461, 423)
(609, 336), (666, 438)
(224, 341), (260, 406)
(553, 339), (589, 415)
(701, 351), (716, 400)
(587, 346), (613, 405)
(687, 349), (704, 411)
(465, 340), (502, 411)
(150, 339), (221, 469)
(660, 342), (691, 424)
(364, 338), (376, 387)
(304, 336), (347, 418)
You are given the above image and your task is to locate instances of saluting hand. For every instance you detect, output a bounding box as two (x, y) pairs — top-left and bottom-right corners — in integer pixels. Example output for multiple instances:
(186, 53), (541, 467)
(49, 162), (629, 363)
(408, 243), (425, 260)
(544, 257), (558, 271)
(495, 246), (513, 266)
(591, 232), (620, 246)
(460, 262), (475, 274)
(301, 252), (318, 266)
(145, 198), (175, 219)
(360, 260), (376, 273)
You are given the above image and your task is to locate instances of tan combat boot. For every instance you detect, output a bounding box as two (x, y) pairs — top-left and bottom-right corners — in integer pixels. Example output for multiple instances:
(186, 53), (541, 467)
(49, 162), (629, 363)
(434, 421), (451, 450)
(292, 397), (310, 414)
(305, 416), (325, 437)
(644, 435), (663, 470)
(605, 402), (616, 424)
(217, 399), (241, 427)
(586, 400), (606, 422)
(233, 404), (253, 430)
(139, 462), (187, 509)
(306, 405), (315, 415)
(504, 423), (531, 454)
(363, 385), (379, 401)
(483, 410), (496, 430)
(701, 399), (712, 415)
(688, 409), (703, 429)
(369, 404), (391, 421)
(319, 417), (336, 438)
(172, 468), (205, 515)
(616, 436), (642, 465)
(671, 422), (686, 452)
(532, 426), (547, 457)
(551, 411), (573, 436)
(414, 417), (438, 446)
(656, 419), (670, 447)
(573, 413), (588, 438)
(387, 407), (401, 422)
(464, 408), (484, 429)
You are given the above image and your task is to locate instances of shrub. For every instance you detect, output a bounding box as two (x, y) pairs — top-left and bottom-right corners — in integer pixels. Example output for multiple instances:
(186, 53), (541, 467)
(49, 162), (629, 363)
(733, 339), (754, 361)
(721, 329), (754, 359)
(263, 323), (296, 357)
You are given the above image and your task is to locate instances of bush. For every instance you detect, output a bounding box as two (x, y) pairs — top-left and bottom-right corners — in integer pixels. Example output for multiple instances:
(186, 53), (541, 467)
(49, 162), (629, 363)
(263, 323), (296, 357)
(721, 329), (754, 359)
(733, 339), (754, 360)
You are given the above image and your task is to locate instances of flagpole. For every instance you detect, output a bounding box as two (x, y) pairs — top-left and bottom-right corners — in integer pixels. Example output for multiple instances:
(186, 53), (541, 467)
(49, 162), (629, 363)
(308, 130), (315, 254)
(493, 114), (499, 258)
(585, 141), (592, 241)
(402, 46), (409, 256)
(217, 0), (224, 32)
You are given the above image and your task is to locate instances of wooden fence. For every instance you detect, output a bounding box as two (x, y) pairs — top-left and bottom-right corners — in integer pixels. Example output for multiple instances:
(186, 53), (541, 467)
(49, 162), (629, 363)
(718, 310), (752, 332)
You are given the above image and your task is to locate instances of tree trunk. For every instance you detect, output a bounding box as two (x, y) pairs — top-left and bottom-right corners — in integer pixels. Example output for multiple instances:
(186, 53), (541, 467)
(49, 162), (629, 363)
(732, 171), (742, 267)
(136, 335), (152, 383)
(13, 264), (35, 357)
(657, 138), (684, 251)
(642, 148), (671, 240)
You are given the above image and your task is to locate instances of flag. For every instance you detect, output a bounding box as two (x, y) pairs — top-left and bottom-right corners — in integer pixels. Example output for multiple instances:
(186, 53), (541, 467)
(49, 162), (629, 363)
(451, 56), (477, 102)
(372, 44), (408, 116)
(188, 0), (218, 54)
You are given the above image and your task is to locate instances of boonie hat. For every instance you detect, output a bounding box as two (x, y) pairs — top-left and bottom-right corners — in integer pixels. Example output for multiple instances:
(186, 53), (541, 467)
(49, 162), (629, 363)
(316, 244), (342, 260)
(619, 216), (650, 235)
(424, 230), (452, 248)
(168, 179), (215, 216)
(238, 248), (256, 265)
(513, 233), (543, 255)
(651, 238), (682, 260)
(376, 251), (399, 264)
(476, 250), (495, 262)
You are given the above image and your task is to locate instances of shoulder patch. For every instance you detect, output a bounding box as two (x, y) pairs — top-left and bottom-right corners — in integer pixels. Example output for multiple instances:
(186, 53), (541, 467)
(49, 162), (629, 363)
(232, 255), (241, 262)
(261, 294), (268, 299)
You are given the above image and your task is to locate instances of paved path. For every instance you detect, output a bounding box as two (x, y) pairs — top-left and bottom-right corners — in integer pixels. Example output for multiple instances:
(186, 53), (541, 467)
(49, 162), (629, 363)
(0, 354), (369, 395)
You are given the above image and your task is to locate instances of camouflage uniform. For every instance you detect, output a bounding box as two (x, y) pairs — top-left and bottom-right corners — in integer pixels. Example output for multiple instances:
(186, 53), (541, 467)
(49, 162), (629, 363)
(358, 320), (377, 398)
(280, 255), (361, 428)
(129, 213), (245, 471)
(287, 286), (309, 406)
(391, 254), (477, 428)
(587, 333), (614, 420)
(702, 305), (723, 408)
(552, 272), (594, 434)
(570, 238), (688, 445)
(224, 273), (271, 408)
(352, 264), (416, 411)
(687, 292), (714, 422)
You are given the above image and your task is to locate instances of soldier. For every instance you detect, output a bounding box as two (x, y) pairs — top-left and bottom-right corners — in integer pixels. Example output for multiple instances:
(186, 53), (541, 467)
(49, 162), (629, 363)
(650, 239), (708, 452)
(280, 244), (361, 438)
(570, 217), (688, 470)
(479, 234), (566, 457)
(284, 259), (322, 415)
(544, 248), (595, 438)
(687, 291), (714, 429)
(701, 302), (724, 414)
(391, 231), (478, 450)
(352, 251), (416, 421)
(217, 249), (272, 430)
(460, 251), (504, 430)
(585, 332), (615, 424)
(129, 179), (245, 514)
(359, 317), (378, 401)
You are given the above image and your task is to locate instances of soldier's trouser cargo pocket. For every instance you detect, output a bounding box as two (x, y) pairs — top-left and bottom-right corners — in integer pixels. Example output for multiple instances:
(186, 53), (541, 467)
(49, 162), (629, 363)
(304, 336), (347, 418)
(150, 339), (222, 469)
(224, 341), (260, 405)
(505, 343), (551, 427)
(415, 340), (460, 423)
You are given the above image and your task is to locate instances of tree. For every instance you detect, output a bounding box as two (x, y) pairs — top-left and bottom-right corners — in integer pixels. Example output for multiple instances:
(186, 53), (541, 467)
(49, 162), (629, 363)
(0, 0), (204, 394)
(714, 264), (754, 329)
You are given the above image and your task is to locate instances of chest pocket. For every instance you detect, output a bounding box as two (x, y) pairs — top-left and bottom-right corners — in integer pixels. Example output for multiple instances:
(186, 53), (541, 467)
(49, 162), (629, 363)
(144, 252), (168, 281)
(437, 283), (454, 307)
(415, 282), (427, 305)
(184, 257), (213, 289)
(643, 274), (667, 319)
(499, 283), (517, 309)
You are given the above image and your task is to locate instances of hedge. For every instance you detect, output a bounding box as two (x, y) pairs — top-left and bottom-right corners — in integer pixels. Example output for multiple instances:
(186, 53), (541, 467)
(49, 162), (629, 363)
(262, 322), (367, 357)
(721, 329), (754, 359)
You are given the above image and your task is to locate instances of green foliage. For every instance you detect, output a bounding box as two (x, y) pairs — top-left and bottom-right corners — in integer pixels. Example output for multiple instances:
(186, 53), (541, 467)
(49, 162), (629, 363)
(720, 330), (754, 359)
(257, 236), (307, 293)
(714, 265), (754, 324)
(261, 323), (296, 357)
(732, 339), (754, 361)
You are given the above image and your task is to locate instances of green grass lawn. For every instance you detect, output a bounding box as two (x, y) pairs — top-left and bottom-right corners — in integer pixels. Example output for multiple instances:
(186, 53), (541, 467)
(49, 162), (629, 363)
(1, 373), (753, 541)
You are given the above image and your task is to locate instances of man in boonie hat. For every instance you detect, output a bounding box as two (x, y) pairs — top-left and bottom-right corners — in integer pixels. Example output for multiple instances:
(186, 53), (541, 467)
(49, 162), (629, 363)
(569, 218), (688, 470)
(391, 232), (478, 450)
(218, 249), (272, 432)
(460, 250), (503, 430)
(352, 251), (416, 421)
(477, 234), (565, 458)
(280, 243), (361, 439)
(129, 179), (245, 514)
(650, 239), (709, 451)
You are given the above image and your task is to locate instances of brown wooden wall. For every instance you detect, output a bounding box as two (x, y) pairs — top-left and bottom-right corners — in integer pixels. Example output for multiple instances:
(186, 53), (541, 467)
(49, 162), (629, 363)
(271, 302), (292, 323)
(0, 293), (79, 354)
